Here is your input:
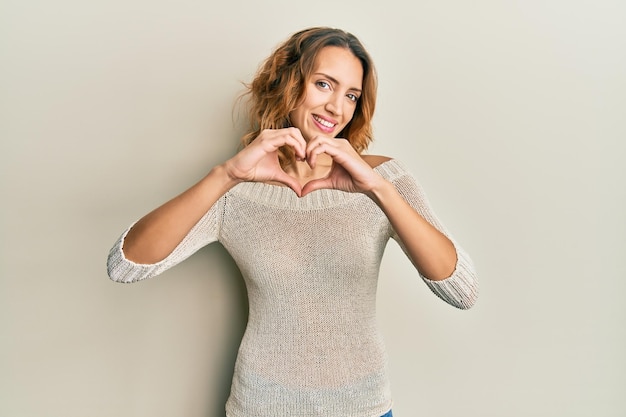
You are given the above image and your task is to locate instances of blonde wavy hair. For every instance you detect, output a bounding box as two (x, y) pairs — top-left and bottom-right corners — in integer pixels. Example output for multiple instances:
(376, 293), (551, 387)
(238, 27), (378, 166)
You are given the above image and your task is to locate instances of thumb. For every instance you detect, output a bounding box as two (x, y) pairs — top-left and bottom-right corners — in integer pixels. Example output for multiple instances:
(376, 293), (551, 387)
(301, 177), (333, 197)
(272, 172), (303, 197)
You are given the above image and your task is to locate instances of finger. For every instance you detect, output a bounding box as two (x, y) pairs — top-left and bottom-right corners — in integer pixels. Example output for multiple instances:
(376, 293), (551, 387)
(307, 145), (318, 168)
(283, 135), (306, 160)
(257, 128), (305, 157)
(264, 128), (306, 160)
(284, 127), (307, 159)
(301, 177), (333, 197)
(306, 140), (338, 168)
(286, 127), (307, 145)
(305, 136), (328, 166)
(272, 171), (303, 197)
(306, 144), (329, 169)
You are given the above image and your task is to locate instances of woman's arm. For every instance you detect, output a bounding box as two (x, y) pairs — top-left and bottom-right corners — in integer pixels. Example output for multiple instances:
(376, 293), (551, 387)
(368, 159), (479, 309)
(301, 140), (457, 279)
(367, 170), (456, 281)
(379, 168), (479, 309)
(300, 138), (478, 308)
(108, 128), (308, 281)
(122, 164), (238, 264)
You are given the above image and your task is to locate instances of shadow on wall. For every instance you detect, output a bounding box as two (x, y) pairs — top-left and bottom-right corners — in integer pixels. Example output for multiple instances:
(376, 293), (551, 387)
(201, 244), (248, 417)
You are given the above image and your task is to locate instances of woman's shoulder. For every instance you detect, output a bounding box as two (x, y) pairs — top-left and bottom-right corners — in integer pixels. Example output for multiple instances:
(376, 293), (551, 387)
(363, 155), (414, 181)
(362, 154), (393, 168)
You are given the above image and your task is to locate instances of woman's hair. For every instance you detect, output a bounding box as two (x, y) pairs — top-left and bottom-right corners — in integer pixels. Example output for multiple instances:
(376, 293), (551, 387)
(238, 27), (378, 166)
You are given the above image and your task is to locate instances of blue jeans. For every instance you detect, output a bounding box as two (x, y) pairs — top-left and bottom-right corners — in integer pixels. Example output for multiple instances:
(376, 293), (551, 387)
(381, 411), (393, 417)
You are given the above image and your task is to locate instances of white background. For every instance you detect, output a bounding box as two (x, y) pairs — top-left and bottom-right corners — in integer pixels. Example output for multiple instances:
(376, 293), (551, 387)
(1, 0), (624, 416)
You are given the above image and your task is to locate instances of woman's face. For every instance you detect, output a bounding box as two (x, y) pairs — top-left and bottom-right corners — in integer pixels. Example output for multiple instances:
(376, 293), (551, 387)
(289, 46), (363, 141)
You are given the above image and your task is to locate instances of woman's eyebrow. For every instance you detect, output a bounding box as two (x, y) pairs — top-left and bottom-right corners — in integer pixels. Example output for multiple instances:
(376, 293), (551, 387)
(314, 72), (362, 93)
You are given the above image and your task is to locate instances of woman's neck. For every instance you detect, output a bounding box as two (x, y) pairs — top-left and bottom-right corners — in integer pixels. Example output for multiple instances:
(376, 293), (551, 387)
(283, 154), (333, 186)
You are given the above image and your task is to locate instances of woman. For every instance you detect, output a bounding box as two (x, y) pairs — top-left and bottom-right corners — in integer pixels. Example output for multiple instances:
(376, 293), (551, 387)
(107, 26), (478, 417)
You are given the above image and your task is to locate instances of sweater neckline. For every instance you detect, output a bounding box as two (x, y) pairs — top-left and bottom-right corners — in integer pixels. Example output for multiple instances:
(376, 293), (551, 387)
(228, 159), (407, 210)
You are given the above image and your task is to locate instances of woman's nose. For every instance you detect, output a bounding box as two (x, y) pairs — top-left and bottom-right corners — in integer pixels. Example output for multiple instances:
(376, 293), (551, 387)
(325, 93), (343, 116)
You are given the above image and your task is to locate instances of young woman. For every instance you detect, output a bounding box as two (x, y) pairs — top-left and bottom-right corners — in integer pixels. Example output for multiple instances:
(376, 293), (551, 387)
(107, 26), (478, 417)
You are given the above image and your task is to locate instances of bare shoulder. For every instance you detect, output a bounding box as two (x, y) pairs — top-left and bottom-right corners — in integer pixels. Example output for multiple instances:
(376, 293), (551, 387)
(362, 154), (393, 168)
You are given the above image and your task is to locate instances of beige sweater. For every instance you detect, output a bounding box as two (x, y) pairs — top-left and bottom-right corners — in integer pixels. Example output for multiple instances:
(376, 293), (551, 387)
(107, 159), (478, 417)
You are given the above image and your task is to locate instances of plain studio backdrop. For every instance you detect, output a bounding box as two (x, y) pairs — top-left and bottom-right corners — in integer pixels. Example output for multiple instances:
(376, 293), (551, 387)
(1, 0), (624, 416)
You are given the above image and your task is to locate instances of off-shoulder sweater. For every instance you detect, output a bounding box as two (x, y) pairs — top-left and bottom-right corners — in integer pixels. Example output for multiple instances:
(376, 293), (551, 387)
(107, 159), (478, 417)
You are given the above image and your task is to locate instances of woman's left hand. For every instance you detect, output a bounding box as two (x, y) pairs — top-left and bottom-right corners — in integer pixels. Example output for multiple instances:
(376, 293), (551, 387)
(302, 135), (460, 283)
(300, 135), (383, 196)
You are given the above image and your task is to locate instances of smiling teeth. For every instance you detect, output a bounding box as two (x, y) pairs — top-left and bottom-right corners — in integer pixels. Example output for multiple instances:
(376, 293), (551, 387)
(314, 115), (334, 128)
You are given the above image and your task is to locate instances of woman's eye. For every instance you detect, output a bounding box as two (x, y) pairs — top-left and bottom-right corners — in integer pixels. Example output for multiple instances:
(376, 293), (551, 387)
(316, 81), (330, 89)
(347, 93), (359, 102)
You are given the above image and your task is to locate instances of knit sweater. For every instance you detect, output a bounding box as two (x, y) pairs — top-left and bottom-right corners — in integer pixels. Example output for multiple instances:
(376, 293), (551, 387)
(107, 159), (478, 417)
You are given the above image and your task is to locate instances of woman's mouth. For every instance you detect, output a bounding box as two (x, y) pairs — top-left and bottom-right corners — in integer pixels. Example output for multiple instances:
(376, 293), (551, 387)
(312, 114), (337, 132)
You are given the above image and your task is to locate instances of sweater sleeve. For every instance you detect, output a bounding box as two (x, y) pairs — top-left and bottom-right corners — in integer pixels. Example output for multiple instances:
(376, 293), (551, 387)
(106, 196), (225, 283)
(380, 161), (479, 309)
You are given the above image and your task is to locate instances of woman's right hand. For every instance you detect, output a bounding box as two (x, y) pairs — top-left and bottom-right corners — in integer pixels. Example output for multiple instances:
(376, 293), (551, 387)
(222, 128), (307, 195)
(120, 128), (305, 264)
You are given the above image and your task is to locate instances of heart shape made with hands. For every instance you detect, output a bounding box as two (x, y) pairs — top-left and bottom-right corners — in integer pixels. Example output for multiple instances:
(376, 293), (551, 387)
(263, 147), (335, 197)
(277, 153), (357, 198)
(274, 160), (334, 198)
(239, 133), (364, 198)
